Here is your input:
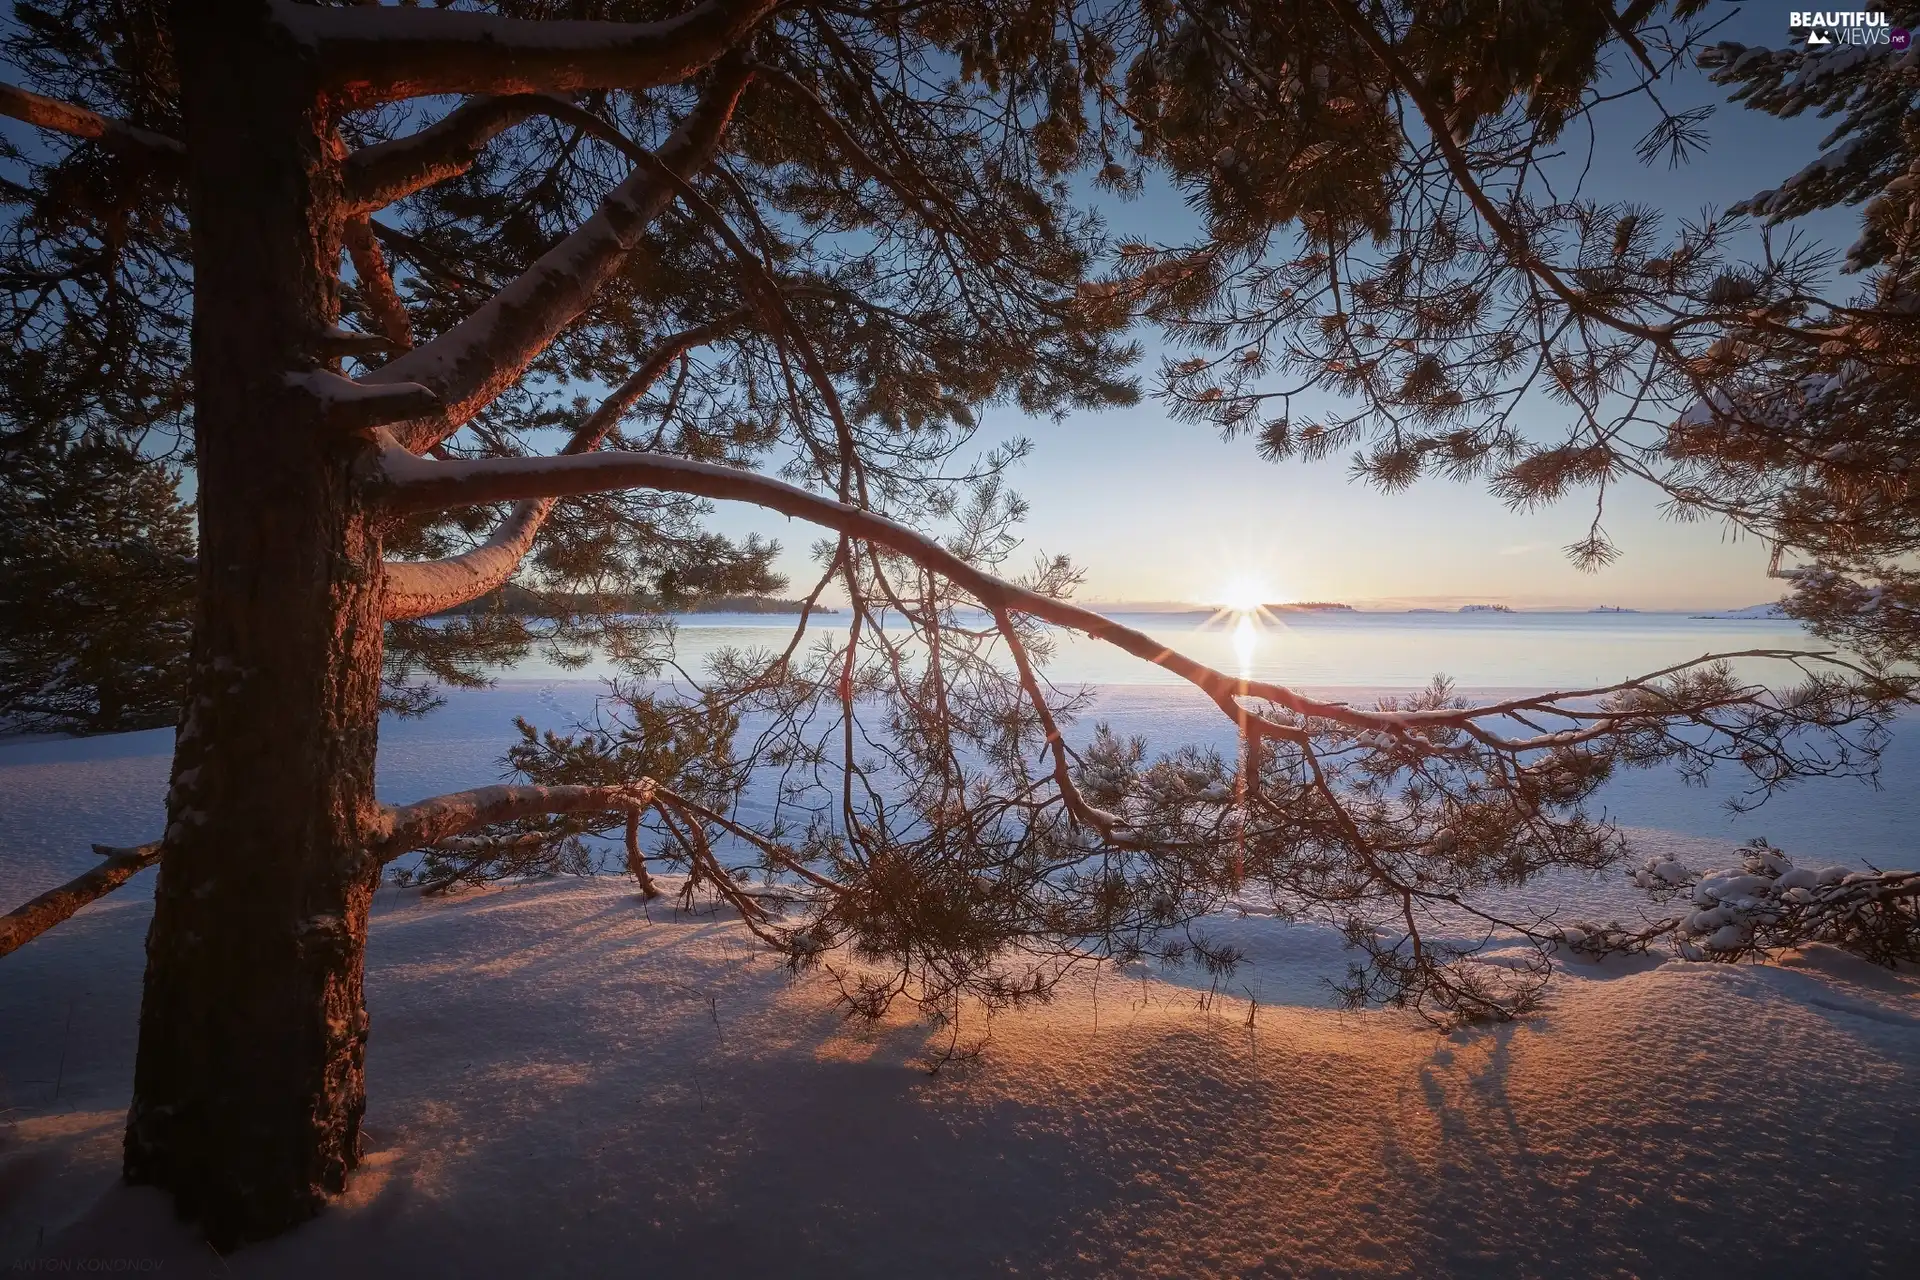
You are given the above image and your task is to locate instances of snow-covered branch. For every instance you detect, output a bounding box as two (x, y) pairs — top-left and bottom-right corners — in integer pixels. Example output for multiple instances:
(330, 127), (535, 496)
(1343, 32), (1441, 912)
(275, 0), (778, 109)
(1559, 841), (1920, 967)
(358, 61), (752, 454)
(0, 842), (161, 959)
(383, 499), (555, 623)
(286, 368), (439, 435)
(371, 782), (660, 863)
(0, 81), (183, 167)
(381, 313), (740, 620)
(3, 780), (714, 954)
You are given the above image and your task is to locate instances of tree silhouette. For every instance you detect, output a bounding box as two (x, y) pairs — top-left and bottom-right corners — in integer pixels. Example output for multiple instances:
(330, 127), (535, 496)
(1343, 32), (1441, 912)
(0, 0), (1909, 1246)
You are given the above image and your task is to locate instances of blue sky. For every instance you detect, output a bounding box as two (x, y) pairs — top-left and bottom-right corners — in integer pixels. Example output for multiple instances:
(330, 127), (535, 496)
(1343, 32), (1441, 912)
(1, 4), (1849, 611)
(716, 3), (1876, 611)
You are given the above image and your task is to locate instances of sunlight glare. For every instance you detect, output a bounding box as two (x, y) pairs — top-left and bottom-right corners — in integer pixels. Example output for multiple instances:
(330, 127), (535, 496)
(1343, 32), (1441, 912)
(1232, 613), (1258, 675)
(1217, 578), (1269, 614)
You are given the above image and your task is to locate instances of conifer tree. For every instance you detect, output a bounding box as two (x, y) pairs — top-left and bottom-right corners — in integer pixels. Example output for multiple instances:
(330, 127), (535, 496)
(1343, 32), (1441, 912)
(0, 429), (194, 732)
(0, 0), (1909, 1246)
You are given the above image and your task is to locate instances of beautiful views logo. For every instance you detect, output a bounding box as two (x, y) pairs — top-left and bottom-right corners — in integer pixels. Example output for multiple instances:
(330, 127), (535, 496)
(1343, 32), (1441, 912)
(1788, 10), (1900, 46)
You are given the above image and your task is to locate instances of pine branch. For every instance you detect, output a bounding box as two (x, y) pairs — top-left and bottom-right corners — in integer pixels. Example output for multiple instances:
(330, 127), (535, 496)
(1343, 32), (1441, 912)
(285, 369), (439, 434)
(750, 62), (925, 206)
(1326, 0), (1678, 348)
(991, 603), (1123, 833)
(1583, 844), (1920, 967)
(344, 95), (552, 213)
(0, 81), (184, 167)
(382, 499), (556, 624)
(381, 312), (743, 620)
(359, 60), (753, 454)
(377, 436), (1870, 747)
(343, 215), (414, 350)
(313, 324), (399, 360)
(372, 782), (660, 861)
(274, 0), (779, 109)
(0, 843), (161, 959)
(1, 784), (683, 955)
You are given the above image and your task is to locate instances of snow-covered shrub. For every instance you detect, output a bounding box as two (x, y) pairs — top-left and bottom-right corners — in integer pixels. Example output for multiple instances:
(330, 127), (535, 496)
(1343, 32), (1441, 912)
(1605, 838), (1920, 966)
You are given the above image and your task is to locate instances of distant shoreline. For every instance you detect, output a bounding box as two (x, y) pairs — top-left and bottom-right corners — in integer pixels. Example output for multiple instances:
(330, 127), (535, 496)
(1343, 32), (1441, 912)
(1074, 603), (1789, 617)
(429, 598), (1793, 622)
(435, 590), (837, 618)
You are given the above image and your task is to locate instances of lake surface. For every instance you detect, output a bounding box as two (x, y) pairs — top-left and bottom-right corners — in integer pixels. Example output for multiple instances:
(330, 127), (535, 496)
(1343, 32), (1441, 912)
(435, 608), (1918, 867)
(513, 607), (1822, 691)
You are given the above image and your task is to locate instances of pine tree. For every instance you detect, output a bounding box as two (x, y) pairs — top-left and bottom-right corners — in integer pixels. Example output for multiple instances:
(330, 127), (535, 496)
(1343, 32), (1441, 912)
(0, 430), (194, 732)
(0, 0), (1909, 1246)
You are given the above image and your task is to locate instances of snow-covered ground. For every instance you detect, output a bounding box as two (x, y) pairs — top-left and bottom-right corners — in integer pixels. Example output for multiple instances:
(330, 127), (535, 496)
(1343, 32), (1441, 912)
(3, 680), (1918, 1276)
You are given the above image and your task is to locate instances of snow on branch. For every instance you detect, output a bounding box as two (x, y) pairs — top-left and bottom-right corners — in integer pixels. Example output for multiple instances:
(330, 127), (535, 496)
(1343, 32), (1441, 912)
(383, 498), (556, 623)
(315, 324), (399, 361)
(285, 368), (438, 434)
(0, 81), (184, 167)
(379, 779), (808, 921)
(274, 0), (778, 109)
(3, 779), (740, 954)
(1558, 840), (1920, 967)
(381, 314), (740, 620)
(358, 62), (752, 454)
(0, 842), (161, 959)
(371, 782), (660, 863)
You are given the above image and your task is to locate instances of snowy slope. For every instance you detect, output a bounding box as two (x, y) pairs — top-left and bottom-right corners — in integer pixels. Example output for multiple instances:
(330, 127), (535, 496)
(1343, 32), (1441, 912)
(2, 874), (1915, 1278)
(3, 683), (1918, 1276)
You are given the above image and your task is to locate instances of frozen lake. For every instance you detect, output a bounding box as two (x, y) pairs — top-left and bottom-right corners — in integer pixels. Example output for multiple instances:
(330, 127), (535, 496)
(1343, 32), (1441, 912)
(4, 607), (1913, 912)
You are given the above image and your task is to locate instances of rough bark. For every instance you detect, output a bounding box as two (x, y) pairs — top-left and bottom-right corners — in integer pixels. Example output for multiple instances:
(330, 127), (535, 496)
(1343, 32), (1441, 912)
(123, 2), (388, 1247)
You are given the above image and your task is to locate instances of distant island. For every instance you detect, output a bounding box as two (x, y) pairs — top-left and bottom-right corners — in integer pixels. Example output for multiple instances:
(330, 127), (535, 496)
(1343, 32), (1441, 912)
(1692, 603), (1786, 620)
(1265, 602), (1354, 613)
(1458, 604), (1514, 613)
(687, 595), (837, 614)
(1589, 606), (1640, 614)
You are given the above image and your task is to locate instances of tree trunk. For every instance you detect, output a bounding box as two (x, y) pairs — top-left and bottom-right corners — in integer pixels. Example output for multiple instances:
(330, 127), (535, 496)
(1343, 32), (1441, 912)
(124, 1), (386, 1246)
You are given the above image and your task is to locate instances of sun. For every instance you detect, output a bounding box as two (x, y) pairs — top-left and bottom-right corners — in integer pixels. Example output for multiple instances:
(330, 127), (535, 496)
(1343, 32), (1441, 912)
(1206, 577), (1277, 676)
(1215, 577), (1270, 615)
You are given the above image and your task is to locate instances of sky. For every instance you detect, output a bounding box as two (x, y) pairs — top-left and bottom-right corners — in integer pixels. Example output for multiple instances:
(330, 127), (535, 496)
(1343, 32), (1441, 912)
(710, 3), (1875, 612)
(0, 5), (1850, 613)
